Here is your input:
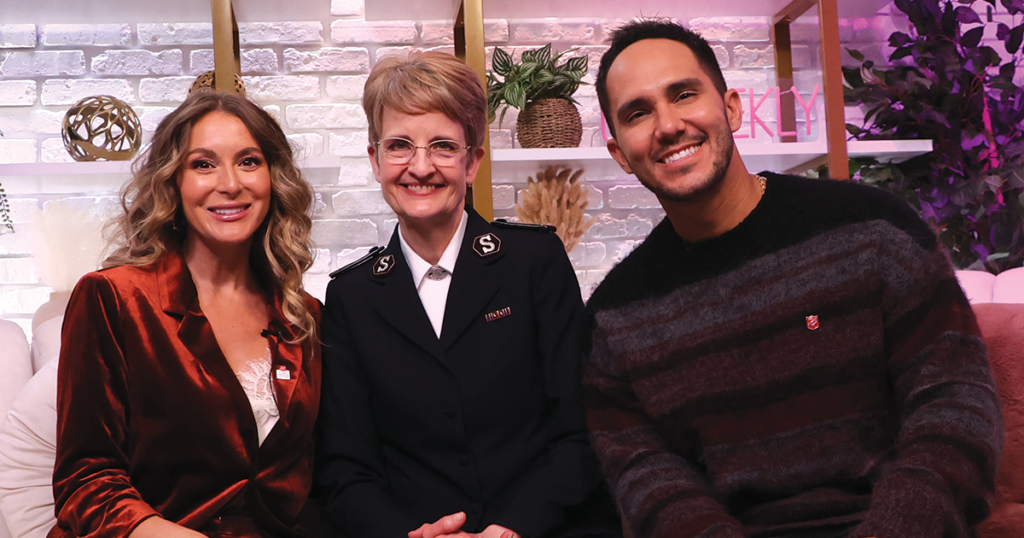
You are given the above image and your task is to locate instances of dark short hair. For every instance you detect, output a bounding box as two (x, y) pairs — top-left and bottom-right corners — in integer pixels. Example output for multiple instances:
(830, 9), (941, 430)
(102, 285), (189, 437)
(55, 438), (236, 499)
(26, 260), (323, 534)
(597, 19), (728, 138)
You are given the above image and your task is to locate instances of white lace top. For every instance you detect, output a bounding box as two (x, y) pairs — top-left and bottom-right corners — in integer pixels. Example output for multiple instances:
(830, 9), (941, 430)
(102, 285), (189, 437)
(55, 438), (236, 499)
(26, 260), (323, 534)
(235, 347), (280, 446)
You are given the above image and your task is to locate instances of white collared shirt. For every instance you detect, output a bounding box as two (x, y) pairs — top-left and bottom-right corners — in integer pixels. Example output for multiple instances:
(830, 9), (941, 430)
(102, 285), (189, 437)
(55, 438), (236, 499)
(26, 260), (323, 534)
(398, 211), (468, 338)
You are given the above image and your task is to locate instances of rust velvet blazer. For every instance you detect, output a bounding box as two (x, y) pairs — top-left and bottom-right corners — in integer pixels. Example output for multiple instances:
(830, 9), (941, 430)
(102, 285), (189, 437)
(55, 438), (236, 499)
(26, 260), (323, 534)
(48, 251), (321, 538)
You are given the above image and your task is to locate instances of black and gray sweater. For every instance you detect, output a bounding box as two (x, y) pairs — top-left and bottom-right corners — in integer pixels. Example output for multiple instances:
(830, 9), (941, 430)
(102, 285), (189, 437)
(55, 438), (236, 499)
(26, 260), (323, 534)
(583, 173), (1003, 538)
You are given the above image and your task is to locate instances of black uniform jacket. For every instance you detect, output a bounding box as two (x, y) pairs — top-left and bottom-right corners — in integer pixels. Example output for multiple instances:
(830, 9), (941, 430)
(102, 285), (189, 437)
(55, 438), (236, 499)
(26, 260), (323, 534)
(315, 209), (619, 538)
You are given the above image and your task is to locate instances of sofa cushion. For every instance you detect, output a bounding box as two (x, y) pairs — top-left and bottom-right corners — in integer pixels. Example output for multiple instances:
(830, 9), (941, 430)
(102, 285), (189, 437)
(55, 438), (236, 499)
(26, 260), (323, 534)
(0, 359), (58, 538)
(974, 303), (1024, 538)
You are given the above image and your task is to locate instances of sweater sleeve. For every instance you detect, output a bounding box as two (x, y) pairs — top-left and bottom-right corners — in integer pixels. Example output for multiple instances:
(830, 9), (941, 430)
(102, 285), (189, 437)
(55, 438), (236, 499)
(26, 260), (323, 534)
(850, 223), (1003, 537)
(51, 273), (160, 538)
(583, 318), (745, 538)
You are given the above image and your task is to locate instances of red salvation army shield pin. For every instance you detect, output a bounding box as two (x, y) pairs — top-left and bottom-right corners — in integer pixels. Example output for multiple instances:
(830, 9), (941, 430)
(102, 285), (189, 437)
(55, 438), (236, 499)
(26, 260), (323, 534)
(806, 315), (820, 331)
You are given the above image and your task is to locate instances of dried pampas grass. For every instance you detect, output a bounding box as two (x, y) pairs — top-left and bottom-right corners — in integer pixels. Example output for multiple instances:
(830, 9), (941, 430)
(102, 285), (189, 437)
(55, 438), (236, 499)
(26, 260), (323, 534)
(30, 199), (111, 293)
(515, 166), (593, 252)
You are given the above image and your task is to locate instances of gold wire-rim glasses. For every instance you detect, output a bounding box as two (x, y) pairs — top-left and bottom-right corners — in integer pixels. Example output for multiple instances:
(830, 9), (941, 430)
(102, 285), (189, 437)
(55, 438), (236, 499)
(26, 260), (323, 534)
(374, 137), (472, 167)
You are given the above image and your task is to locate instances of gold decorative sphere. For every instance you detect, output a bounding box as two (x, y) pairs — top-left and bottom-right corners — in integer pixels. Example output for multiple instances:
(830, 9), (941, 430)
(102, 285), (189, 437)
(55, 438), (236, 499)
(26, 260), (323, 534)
(189, 70), (246, 97)
(62, 95), (142, 162)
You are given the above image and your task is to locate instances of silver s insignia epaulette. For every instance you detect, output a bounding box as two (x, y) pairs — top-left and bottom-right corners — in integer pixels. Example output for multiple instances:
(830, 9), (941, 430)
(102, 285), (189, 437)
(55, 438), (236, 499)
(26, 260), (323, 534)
(329, 245), (386, 278)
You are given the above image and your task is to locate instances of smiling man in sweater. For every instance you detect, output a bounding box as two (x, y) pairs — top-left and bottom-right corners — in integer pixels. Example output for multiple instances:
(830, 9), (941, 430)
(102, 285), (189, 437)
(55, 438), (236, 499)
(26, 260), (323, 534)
(582, 19), (1003, 538)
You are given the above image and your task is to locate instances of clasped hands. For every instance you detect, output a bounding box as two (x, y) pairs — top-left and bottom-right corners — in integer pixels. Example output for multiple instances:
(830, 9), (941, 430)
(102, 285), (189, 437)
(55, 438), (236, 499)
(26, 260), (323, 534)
(408, 511), (518, 538)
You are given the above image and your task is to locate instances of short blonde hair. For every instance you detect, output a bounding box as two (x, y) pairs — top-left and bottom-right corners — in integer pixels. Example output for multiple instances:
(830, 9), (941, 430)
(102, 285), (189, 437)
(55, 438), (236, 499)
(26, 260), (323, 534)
(363, 51), (487, 149)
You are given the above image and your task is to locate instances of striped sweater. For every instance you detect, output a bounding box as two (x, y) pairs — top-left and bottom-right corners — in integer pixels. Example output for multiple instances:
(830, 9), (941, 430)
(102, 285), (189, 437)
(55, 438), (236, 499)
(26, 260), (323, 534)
(583, 174), (1003, 538)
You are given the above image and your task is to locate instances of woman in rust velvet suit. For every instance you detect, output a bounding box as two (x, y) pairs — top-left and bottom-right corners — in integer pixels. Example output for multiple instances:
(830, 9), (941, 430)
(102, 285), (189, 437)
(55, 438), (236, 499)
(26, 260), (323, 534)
(49, 92), (320, 538)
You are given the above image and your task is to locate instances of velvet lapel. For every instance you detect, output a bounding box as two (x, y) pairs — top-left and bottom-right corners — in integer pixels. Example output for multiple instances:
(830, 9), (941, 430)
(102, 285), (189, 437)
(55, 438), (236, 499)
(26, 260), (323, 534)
(157, 252), (260, 450)
(440, 209), (502, 350)
(266, 293), (303, 429)
(370, 231), (446, 362)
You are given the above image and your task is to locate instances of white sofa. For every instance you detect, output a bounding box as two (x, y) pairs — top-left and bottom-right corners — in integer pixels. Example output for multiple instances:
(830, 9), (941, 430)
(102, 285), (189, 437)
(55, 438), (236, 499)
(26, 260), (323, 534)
(955, 267), (1024, 304)
(0, 321), (31, 538)
(0, 317), (61, 538)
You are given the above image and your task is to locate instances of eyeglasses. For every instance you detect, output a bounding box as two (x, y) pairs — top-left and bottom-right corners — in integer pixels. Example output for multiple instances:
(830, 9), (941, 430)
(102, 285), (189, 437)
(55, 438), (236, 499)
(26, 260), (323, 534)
(374, 137), (471, 167)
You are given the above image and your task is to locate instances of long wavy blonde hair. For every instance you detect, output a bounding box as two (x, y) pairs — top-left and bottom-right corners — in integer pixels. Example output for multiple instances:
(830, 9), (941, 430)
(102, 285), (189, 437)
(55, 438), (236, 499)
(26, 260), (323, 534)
(104, 91), (317, 342)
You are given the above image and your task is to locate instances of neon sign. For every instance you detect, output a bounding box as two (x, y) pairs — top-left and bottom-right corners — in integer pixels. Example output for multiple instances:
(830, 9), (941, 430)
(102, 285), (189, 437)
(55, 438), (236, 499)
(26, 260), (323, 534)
(600, 84), (822, 141)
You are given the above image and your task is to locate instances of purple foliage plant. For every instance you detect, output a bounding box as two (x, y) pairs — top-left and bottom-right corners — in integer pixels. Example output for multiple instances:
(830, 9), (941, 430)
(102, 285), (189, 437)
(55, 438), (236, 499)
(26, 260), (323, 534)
(844, 0), (1024, 272)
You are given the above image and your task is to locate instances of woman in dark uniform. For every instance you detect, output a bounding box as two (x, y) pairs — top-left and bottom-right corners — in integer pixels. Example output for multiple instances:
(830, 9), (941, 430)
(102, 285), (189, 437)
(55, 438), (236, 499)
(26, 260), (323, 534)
(315, 51), (620, 538)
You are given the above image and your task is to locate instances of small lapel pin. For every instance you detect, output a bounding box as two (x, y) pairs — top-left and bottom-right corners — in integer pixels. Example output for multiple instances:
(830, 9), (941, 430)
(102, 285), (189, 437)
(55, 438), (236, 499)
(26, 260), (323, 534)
(473, 233), (502, 257)
(373, 254), (395, 276)
(275, 365), (291, 380)
(425, 265), (450, 281)
(485, 307), (511, 322)
(806, 315), (820, 331)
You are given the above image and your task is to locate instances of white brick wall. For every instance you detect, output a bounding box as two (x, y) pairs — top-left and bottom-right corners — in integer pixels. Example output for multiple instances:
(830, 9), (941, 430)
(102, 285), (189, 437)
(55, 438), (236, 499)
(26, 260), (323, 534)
(330, 21), (417, 44)
(287, 104), (367, 129)
(326, 75), (368, 100)
(283, 47), (369, 73)
(607, 186), (661, 210)
(328, 131), (369, 157)
(0, 139), (38, 164)
(0, 51), (85, 76)
(240, 22), (324, 45)
(139, 76), (195, 103)
(0, 25), (36, 49)
(40, 24), (132, 46)
(138, 23), (212, 45)
(511, 19), (600, 42)
(0, 80), (36, 106)
(242, 49), (281, 73)
(92, 50), (183, 76)
(732, 44), (775, 68)
(492, 185), (515, 210)
(0, 258), (39, 284)
(40, 79), (135, 106)
(332, 189), (393, 216)
(420, 20), (509, 45)
(689, 17), (771, 41)
(312, 219), (378, 246)
(567, 242), (607, 268)
(190, 49), (281, 74)
(6, 198), (40, 224)
(244, 76), (321, 102)
(137, 106), (176, 131)
(287, 133), (325, 160)
(585, 214), (656, 239)
(40, 138), (75, 163)
(331, 0), (365, 18)
(335, 159), (374, 186)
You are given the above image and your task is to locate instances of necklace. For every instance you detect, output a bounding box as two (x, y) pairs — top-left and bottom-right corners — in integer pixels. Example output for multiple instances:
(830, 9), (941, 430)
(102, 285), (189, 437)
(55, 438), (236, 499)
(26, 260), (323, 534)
(754, 174), (767, 195)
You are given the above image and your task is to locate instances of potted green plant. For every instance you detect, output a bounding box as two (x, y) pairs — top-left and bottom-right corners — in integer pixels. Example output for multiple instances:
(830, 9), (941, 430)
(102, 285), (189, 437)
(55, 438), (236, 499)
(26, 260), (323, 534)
(487, 43), (588, 148)
(844, 0), (1024, 273)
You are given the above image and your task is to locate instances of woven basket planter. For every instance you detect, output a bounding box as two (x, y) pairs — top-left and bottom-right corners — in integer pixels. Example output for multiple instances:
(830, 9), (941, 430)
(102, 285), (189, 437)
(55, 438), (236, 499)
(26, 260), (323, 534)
(516, 99), (582, 148)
